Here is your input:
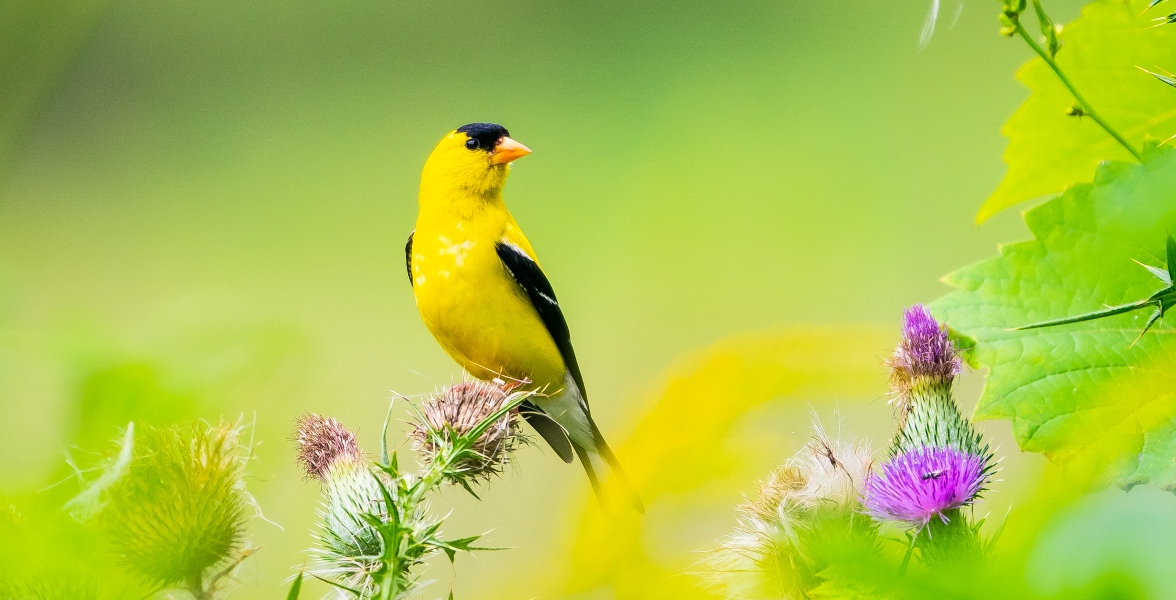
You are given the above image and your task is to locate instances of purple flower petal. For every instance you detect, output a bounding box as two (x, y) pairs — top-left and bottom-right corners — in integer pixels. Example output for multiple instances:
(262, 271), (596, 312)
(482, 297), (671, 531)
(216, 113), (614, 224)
(891, 304), (960, 385)
(863, 446), (987, 528)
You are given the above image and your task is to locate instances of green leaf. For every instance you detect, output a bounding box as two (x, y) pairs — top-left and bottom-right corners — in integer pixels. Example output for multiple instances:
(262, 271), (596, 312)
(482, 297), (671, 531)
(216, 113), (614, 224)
(312, 575), (364, 598)
(978, 0), (1176, 222)
(933, 147), (1176, 490)
(286, 572), (303, 600)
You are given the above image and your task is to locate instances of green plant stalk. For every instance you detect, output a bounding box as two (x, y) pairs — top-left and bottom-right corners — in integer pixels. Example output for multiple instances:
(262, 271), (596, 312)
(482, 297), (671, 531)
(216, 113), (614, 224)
(377, 445), (469, 599)
(376, 393), (528, 600)
(188, 576), (211, 600)
(1012, 17), (1144, 162)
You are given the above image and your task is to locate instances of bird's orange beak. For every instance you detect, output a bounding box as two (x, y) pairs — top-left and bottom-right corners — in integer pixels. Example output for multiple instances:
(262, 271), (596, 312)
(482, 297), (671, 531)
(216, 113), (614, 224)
(491, 137), (532, 164)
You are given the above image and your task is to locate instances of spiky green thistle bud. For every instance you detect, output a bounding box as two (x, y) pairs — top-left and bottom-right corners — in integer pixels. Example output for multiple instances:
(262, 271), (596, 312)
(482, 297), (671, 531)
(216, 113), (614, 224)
(888, 305), (987, 460)
(294, 414), (385, 595)
(97, 422), (253, 596)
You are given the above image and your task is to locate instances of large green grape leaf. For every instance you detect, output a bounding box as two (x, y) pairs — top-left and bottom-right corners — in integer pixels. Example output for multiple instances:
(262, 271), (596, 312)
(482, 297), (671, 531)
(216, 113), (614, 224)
(978, 0), (1176, 223)
(934, 146), (1176, 490)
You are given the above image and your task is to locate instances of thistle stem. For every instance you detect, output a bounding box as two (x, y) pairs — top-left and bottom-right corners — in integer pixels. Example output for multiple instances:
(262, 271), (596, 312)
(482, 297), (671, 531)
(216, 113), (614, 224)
(374, 392), (526, 599)
(379, 439), (462, 599)
(1012, 18), (1143, 162)
(188, 577), (211, 600)
(899, 532), (917, 575)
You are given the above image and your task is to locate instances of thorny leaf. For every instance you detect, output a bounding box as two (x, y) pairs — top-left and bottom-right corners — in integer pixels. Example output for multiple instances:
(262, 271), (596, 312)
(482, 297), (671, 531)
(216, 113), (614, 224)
(1012, 234), (1176, 341)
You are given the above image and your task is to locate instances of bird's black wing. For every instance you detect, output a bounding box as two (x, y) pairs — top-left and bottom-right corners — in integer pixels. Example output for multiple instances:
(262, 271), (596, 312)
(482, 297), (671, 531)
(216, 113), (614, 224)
(519, 400), (574, 463)
(495, 242), (587, 400)
(405, 231), (414, 287)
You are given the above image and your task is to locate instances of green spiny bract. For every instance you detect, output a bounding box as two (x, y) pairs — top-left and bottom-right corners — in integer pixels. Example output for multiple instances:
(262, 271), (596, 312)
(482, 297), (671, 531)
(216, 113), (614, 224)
(96, 421), (253, 596)
(890, 378), (988, 461)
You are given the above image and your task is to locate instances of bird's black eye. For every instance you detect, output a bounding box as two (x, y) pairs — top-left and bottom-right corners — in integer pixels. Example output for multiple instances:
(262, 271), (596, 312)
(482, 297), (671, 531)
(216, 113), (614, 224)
(465, 138), (480, 150)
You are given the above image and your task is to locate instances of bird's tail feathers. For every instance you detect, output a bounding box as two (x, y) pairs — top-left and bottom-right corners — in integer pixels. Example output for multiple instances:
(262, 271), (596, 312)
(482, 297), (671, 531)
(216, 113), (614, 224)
(572, 444), (604, 501)
(580, 420), (645, 514)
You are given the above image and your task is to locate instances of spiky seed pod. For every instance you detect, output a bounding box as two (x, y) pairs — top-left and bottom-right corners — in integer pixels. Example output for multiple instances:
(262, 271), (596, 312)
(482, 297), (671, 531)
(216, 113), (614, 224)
(410, 381), (526, 482)
(98, 422), (250, 591)
(293, 414), (386, 596)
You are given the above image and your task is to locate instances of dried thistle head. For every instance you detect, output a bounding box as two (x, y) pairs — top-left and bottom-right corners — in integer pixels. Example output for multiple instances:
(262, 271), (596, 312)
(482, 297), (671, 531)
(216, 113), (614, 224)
(98, 421), (252, 592)
(741, 466), (808, 529)
(294, 413), (362, 480)
(706, 430), (876, 600)
(409, 380), (527, 482)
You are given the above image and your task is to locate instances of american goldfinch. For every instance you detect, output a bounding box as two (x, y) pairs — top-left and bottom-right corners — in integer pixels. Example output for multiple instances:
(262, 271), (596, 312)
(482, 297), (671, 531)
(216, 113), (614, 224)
(406, 123), (642, 512)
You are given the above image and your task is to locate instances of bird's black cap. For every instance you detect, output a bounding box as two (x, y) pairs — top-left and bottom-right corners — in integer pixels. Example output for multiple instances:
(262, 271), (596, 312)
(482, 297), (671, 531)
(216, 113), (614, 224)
(457, 122), (509, 150)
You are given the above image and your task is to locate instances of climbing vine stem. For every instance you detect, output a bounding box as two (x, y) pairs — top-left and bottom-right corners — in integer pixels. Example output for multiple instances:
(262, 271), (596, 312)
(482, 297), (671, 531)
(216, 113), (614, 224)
(1006, 4), (1144, 162)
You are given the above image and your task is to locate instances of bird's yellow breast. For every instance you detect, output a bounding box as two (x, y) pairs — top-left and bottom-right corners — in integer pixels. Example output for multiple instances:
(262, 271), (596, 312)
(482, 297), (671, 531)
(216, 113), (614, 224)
(410, 200), (567, 393)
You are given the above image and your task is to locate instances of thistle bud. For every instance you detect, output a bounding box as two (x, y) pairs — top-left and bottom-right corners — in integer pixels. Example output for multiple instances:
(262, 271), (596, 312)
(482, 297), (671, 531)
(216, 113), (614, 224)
(889, 305), (959, 394)
(409, 381), (526, 483)
(97, 422), (252, 594)
(889, 305), (985, 458)
(293, 414), (384, 594)
(294, 414), (362, 481)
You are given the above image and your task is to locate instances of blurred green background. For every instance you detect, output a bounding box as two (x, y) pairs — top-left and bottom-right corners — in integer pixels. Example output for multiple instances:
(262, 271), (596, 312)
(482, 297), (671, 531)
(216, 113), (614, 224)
(8, 0), (1158, 598)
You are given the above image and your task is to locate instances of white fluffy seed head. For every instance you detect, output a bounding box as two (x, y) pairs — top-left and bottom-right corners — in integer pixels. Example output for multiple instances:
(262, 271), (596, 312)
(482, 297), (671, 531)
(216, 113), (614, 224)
(705, 428), (876, 600)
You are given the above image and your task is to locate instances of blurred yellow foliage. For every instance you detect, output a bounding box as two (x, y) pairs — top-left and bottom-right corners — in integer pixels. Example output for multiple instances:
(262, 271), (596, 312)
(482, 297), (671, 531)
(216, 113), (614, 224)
(555, 327), (894, 599)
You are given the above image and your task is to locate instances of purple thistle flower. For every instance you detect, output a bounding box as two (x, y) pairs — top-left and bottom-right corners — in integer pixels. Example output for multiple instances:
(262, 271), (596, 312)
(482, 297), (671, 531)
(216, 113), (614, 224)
(890, 304), (959, 388)
(862, 446), (987, 528)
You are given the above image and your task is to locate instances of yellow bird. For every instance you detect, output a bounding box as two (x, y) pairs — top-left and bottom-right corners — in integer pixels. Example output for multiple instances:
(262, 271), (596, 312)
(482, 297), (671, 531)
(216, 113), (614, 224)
(406, 123), (642, 512)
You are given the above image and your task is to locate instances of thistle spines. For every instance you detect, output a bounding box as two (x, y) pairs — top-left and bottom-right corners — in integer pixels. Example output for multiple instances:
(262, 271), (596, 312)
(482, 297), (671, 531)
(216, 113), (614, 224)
(891, 380), (988, 462)
(83, 421), (256, 599)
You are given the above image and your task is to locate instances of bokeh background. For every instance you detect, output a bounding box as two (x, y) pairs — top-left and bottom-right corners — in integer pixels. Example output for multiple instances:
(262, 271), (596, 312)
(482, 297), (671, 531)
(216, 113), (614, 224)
(7, 0), (1174, 598)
